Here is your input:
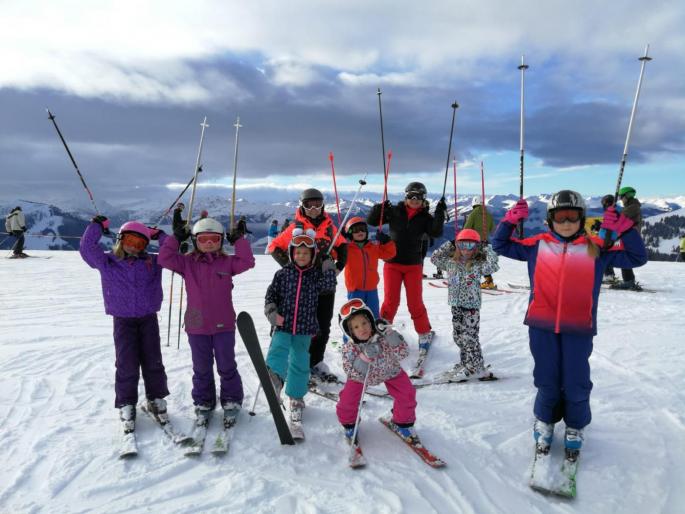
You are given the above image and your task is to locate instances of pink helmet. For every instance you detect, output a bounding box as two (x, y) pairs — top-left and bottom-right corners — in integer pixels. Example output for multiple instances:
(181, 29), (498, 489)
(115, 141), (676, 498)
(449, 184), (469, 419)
(456, 228), (481, 243)
(119, 221), (151, 241)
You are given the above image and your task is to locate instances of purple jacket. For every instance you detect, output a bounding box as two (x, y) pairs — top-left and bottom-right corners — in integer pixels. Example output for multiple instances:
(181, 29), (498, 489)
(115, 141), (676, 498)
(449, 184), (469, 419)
(79, 223), (166, 318)
(158, 236), (255, 335)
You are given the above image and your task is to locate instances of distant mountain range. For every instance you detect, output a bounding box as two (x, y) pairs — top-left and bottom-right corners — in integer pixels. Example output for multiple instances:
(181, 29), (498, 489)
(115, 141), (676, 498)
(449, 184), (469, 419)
(3, 189), (685, 260)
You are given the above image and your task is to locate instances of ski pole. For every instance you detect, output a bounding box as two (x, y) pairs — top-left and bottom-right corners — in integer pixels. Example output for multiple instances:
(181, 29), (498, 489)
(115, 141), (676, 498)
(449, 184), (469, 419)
(166, 272), (175, 347)
(230, 116), (242, 231)
(604, 44), (652, 249)
(441, 102), (459, 199)
(453, 158), (459, 240)
(518, 56), (529, 239)
(46, 109), (100, 216)
(248, 384), (262, 417)
(377, 151), (392, 233)
(327, 175), (368, 254)
(176, 282), (184, 350)
(377, 88), (387, 182)
(186, 117), (209, 226)
(480, 161), (487, 242)
(329, 152), (342, 225)
(349, 362), (373, 460)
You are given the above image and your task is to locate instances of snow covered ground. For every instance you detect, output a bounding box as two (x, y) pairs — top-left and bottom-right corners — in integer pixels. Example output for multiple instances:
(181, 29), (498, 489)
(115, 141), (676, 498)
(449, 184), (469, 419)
(1, 251), (684, 514)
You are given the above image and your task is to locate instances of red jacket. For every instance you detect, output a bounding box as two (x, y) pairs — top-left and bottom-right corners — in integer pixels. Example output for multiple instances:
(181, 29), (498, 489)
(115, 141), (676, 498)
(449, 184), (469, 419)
(268, 209), (344, 259)
(344, 239), (396, 291)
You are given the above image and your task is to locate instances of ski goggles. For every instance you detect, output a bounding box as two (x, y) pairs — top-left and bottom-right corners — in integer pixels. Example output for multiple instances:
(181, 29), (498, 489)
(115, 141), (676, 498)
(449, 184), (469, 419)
(340, 298), (366, 318)
(120, 232), (148, 251)
(349, 224), (368, 234)
(291, 234), (316, 248)
(405, 193), (425, 201)
(551, 209), (582, 223)
(456, 241), (478, 251)
(303, 200), (324, 210)
(196, 233), (222, 244)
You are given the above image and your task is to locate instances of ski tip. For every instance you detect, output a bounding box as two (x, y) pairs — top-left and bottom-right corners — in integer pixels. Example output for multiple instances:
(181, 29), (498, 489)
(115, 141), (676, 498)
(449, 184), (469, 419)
(237, 311), (251, 322)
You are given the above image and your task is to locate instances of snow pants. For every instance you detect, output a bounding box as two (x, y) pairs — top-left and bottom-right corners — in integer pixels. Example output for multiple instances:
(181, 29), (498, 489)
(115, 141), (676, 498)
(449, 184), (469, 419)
(343, 289), (380, 342)
(451, 306), (484, 371)
(266, 331), (311, 399)
(529, 327), (593, 429)
(11, 230), (25, 255)
(309, 291), (335, 368)
(188, 331), (243, 408)
(381, 262), (431, 334)
(336, 370), (416, 426)
(113, 314), (169, 408)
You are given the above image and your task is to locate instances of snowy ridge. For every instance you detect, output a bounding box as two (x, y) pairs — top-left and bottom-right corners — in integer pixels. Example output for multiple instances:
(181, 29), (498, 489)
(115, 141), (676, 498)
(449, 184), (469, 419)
(0, 253), (684, 513)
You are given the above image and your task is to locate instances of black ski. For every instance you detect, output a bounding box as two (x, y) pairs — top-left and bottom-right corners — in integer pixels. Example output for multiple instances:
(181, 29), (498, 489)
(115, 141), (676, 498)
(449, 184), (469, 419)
(236, 311), (295, 445)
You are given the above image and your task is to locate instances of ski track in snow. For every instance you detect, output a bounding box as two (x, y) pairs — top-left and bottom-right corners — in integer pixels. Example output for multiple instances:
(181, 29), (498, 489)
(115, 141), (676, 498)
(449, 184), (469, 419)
(1, 252), (683, 513)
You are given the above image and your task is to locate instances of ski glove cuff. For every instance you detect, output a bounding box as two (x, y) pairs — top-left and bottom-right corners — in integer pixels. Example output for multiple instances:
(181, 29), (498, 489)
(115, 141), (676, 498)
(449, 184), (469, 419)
(92, 215), (110, 231)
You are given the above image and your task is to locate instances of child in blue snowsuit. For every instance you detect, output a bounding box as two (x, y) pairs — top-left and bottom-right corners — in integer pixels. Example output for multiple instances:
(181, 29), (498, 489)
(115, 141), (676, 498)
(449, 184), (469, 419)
(492, 190), (647, 456)
(264, 229), (337, 411)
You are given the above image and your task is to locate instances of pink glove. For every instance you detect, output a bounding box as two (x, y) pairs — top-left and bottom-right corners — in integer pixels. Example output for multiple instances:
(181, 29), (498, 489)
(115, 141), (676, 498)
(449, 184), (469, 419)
(600, 206), (634, 234)
(503, 199), (529, 224)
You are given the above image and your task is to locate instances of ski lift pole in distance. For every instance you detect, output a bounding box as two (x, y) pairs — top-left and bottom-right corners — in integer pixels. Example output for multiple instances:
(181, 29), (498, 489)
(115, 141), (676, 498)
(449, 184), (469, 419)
(46, 109), (101, 216)
(185, 116), (209, 227)
(230, 116), (242, 231)
(327, 175), (368, 254)
(604, 44), (652, 250)
(517, 56), (529, 239)
(441, 102), (459, 199)
(329, 152), (342, 225)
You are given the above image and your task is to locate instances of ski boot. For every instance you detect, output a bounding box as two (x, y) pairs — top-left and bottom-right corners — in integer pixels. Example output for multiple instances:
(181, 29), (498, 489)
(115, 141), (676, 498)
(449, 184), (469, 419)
(533, 419), (554, 455)
(417, 331), (434, 351)
(221, 401), (241, 428)
(611, 279), (641, 291)
(433, 270), (444, 279)
(343, 425), (357, 443)
(564, 426), (584, 462)
(146, 398), (169, 424)
(119, 404), (136, 434)
(267, 367), (284, 400)
(393, 423), (420, 443)
(480, 276), (497, 290)
(194, 404), (212, 428)
(310, 361), (338, 384)
(602, 274), (618, 285)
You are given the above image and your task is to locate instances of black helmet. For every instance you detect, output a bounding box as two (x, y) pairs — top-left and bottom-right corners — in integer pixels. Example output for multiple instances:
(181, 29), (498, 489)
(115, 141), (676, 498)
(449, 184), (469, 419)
(300, 188), (324, 203)
(404, 182), (427, 197)
(547, 190), (586, 231)
(601, 194), (615, 209)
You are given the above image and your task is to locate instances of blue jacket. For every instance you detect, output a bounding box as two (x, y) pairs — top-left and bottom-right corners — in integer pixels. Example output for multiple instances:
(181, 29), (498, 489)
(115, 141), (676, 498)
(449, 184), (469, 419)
(268, 224), (279, 238)
(264, 264), (337, 335)
(492, 221), (647, 335)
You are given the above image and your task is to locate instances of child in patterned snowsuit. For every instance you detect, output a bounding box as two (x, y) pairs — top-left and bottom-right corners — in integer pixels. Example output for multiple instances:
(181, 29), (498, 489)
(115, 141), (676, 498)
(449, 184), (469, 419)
(430, 228), (499, 380)
(336, 299), (417, 439)
(264, 228), (337, 411)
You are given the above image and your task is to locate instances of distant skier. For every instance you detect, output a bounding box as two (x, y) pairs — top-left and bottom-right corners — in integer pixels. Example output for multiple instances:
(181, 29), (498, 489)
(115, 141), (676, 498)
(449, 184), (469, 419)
(430, 228), (499, 381)
(594, 195), (619, 284)
(463, 202), (496, 289)
(612, 186), (643, 290)
(159, 217), (255, 429)
(266, 219), (279, 254)
(264, 228), (337, 434)
(172, 202), (191, 253)
(492, 190), (647, 464)
(236, 215), (252, 237)
(79, 216), (171, 446)
(280, 218), (290, 234)
(680, 234), (685, 262)
(5, 206), (28, 258)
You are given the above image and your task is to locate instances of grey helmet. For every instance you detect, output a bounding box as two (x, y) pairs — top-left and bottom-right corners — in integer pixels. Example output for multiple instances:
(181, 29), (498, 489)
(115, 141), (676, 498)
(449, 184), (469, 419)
(300, 188), (324, 203)
(404, 182), (427, 197)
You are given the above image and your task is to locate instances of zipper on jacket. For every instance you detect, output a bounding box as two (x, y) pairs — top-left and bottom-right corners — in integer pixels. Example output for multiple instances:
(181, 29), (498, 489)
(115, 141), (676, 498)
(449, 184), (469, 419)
(292, 268), (304, 335)
(554, 243), (568, 333)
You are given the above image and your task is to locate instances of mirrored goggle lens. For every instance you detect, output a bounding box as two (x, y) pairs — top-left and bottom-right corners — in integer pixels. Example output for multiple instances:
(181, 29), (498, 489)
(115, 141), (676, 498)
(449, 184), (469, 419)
(405, 193), (424, 201)
(121, 233), (148, 250)
(457, 241), (477, 250)
(349, 225), (367, 234)
(340, 298), (365, 317)
(552, 209), (581, 223)
(303, 200), (323, 209)
(291, 235), (316, 248)
(197, 233), (222, 244)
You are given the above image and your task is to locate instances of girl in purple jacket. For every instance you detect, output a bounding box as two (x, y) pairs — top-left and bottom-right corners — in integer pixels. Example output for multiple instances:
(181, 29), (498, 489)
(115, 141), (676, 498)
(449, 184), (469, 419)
(80, 216), (171, 446)
(158, 217), (255, 428)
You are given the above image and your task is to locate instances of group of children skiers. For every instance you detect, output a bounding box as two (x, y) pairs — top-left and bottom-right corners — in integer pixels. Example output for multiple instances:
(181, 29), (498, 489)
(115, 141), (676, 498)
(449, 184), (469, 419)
(78, 182), (647, 463)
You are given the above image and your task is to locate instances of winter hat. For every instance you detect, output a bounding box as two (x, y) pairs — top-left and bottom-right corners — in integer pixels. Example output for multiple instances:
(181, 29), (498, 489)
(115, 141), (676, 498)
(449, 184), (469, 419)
(338, 298), (377, 343)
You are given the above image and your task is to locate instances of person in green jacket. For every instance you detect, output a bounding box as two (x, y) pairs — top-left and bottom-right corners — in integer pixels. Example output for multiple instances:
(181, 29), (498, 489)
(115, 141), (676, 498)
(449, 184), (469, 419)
(464, 202), (496, 289)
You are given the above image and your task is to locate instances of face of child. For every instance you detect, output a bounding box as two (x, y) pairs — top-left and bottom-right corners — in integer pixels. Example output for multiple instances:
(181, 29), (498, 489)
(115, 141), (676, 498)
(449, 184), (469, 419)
(552, 219), (581, 238)
(292, 246), (312, 267)
(348, 313), (372, 341)
(196, 233), (222, 253)
(352, 228), (367, 241)
(122, 244), (142, 256)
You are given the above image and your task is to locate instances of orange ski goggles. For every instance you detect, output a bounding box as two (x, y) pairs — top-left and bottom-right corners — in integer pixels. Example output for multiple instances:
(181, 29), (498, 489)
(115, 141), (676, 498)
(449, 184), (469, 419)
(551, 209), (582, 223)
(121, 232), (148, 251)
(196, 233), (222, 245)
(340, 298), (365, 318)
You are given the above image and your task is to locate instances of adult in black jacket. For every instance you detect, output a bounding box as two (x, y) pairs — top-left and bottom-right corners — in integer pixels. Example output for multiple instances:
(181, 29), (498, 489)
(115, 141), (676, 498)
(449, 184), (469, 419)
(367, 182), (446, 344)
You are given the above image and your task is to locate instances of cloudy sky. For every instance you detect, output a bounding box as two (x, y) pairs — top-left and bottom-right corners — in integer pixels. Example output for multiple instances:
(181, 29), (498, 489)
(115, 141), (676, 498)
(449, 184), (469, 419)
(1, 0), (684, 208)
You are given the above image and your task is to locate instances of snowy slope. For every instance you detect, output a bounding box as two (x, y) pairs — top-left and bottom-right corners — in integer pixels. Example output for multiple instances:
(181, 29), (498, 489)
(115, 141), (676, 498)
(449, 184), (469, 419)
(0, 253), (684, 513)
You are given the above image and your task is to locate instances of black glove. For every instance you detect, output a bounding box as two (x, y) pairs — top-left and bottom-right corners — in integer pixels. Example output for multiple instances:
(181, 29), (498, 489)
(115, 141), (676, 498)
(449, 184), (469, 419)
(591, 219), (602, 233)
(375, 231), (391, 244)
(435, 197), (447, 214)
(147, 227), (163, 240)
(174, 225), (191, 242)
(92, 215), (110, 232)
(226, 228), (243, 245)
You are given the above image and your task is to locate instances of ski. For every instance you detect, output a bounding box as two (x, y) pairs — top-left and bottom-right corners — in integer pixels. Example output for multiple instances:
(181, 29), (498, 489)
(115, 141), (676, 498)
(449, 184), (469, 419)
(288, 400), (305, 441)
(119, 431), (138, 459)
(428, 281), (511, 295)
(308, 385), (340, 402)
(379, 416), (446, 468)
(237, 312), (295, 445)
(140, 403), (193, 445)
(185, 410), (211, 456)
(529, 446), (579, 499)
(409, 331), (435, 379)
(510, 281), (657, 294)
(211, 412), (239, 455)
(557, 451), (579, 498)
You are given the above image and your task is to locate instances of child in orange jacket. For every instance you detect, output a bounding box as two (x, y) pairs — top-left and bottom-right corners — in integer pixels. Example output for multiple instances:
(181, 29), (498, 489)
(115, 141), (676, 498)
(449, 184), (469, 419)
(343, 217), (396, 321)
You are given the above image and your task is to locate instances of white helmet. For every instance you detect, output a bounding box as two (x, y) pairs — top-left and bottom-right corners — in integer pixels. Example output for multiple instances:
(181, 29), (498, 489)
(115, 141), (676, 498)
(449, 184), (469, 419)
(192, 217), (224, 235)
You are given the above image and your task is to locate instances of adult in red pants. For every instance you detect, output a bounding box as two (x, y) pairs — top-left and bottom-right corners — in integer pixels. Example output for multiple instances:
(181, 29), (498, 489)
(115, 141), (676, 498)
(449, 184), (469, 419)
(367, 182), (446, 345)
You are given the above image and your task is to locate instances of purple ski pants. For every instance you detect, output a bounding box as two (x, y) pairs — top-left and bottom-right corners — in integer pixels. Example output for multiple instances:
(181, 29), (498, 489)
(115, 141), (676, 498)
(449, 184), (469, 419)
(113, 314), (169, 408)
(188, 331), (244, 408)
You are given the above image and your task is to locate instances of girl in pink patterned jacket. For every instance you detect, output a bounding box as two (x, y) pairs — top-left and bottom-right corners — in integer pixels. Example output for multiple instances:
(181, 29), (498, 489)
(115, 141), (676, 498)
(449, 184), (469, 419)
(335, 299), (417, 440)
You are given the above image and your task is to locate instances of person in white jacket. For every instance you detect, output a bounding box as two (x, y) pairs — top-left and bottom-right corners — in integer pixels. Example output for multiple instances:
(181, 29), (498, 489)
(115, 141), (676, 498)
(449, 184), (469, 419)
(5, 206), (27, 258)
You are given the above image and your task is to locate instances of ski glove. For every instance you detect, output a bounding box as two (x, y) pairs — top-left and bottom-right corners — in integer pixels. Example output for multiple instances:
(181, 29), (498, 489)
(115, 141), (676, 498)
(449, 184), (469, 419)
(147, 227), (162, 240)
(264, 302), (283, 327)
(92, 215), (110, 231)
(375, 231), (391, 244)
(358, 340), (381, 361)
(226, 229), (243, 245)
(376, 318), (391, 335)
(174, 226), (191, 242)
(600, 206), (634, 234)
(435, 197), (448, 214)
(503, 199), (529, 224)
(321, 257), (337, 273)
